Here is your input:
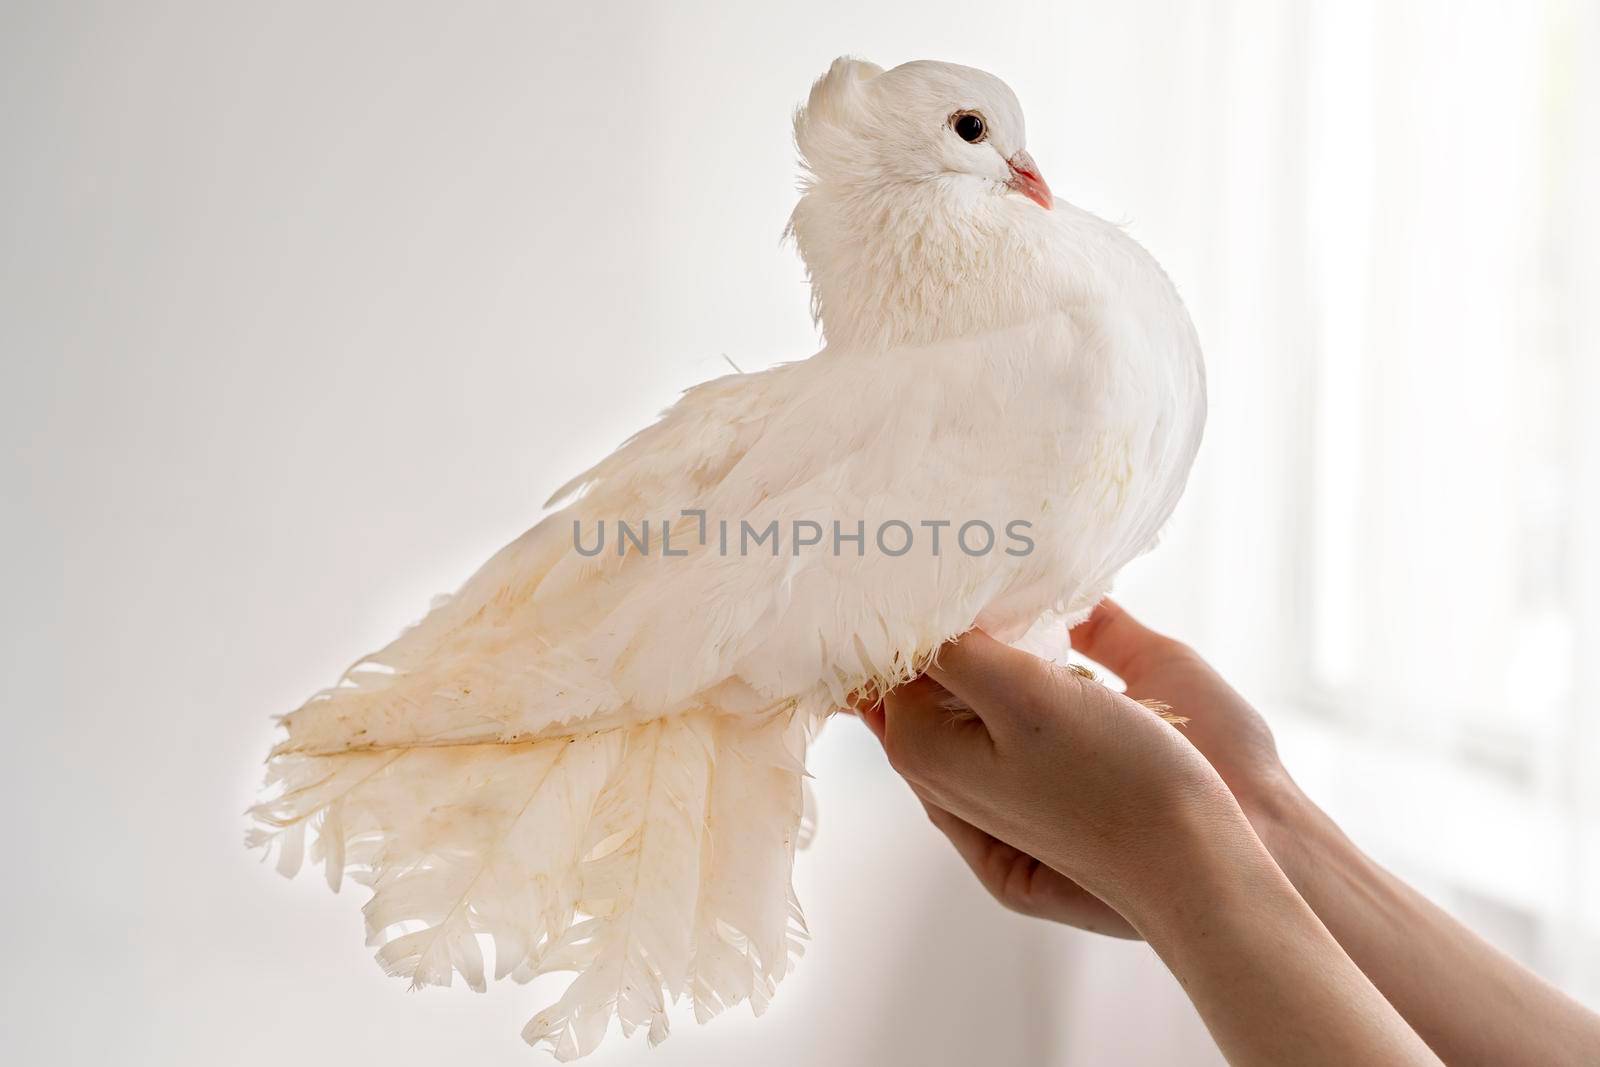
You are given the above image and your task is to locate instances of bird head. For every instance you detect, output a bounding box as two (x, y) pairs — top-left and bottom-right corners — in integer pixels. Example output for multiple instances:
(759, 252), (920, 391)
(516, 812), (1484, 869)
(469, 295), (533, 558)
(792, 58), (1051, 211)
(787, 58), (1059, 350)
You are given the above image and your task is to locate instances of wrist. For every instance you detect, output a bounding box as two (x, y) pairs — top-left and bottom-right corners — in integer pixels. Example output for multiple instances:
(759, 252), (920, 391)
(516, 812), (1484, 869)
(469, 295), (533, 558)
(1122, 809), (1303, 952)
(1090, 785), (1273, 935)
(1243, 779), (1364, 902)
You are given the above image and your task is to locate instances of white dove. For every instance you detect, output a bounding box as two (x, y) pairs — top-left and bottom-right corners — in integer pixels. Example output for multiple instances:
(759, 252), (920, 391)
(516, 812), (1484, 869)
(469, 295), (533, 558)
(251, 57), (1206, 1059)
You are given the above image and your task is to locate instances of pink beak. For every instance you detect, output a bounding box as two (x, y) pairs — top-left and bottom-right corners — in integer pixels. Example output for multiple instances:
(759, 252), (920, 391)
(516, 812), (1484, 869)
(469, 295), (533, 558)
(1006, 150), (1052, 210)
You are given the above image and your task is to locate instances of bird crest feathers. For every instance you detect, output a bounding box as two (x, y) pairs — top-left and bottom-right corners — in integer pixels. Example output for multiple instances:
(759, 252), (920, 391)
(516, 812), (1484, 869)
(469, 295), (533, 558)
(792, 56), (884, 183)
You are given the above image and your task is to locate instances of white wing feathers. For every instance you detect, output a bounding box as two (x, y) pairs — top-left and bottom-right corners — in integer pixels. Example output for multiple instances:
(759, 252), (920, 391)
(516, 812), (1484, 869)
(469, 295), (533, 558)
(544, 368), (794, 511)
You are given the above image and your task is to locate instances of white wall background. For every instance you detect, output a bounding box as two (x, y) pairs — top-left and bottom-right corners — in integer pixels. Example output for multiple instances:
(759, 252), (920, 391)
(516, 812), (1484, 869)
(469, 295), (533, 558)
(3, 2), (1596, 1064)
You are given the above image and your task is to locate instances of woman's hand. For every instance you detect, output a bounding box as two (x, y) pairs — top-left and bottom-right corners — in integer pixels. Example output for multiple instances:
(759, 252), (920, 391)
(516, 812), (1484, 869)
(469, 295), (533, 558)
(859, 599), (1600, 1066)
(856, 681), (1136, 936)
(858, 598), (1300, 935)
(1067, 599), (1295, 830)
(854, 605), (1443, 1065)
(855, 620), (1254, 928)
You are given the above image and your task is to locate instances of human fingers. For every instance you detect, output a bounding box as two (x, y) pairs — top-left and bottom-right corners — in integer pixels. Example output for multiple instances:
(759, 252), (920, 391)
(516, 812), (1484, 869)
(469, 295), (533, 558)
(878, 674), (993, 786)
(923, 628), (1078, 739)
(918, 795), (1138, 937)
(1068, 598), (1193, 684)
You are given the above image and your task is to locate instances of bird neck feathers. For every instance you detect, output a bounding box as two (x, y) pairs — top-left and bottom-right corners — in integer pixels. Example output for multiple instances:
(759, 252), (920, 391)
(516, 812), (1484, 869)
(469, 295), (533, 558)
(787, 179), (1065, 352)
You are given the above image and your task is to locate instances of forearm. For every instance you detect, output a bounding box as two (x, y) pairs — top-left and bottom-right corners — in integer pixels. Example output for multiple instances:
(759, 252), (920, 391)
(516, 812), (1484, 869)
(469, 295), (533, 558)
(1108, 814), (1441, 1067)
(1259, 790), (1600, 1066)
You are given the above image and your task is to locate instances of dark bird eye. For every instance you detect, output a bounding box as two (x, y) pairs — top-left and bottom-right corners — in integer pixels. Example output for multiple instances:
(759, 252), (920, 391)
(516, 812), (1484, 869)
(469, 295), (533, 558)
(951, 111), (987, 143)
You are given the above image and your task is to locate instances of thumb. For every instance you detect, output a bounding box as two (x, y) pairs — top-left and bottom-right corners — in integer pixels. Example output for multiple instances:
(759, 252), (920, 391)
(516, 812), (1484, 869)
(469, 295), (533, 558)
(1069, 598), (1185, 682)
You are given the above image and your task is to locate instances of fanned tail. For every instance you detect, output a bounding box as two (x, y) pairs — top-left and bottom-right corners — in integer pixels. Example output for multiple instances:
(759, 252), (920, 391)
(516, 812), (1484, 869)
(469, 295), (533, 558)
(249, 706), (809, 1060)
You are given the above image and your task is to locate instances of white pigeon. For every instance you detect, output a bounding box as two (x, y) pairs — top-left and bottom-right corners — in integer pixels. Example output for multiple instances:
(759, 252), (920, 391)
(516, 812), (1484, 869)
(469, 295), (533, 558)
(251, 57), (1206, 1059)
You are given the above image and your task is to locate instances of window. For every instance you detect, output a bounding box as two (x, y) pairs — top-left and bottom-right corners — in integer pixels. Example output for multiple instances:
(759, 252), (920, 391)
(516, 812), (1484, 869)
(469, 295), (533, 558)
(1121, 0), (1600, 1003)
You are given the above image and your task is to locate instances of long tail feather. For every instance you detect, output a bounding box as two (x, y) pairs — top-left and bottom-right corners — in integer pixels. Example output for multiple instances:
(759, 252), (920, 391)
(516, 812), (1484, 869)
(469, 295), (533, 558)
(250, 706), (807, 1060)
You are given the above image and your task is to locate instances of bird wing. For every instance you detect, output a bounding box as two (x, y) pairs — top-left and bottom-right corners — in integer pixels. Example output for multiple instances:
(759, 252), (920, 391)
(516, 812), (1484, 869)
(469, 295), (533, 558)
(270, 309), (1135, 758)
